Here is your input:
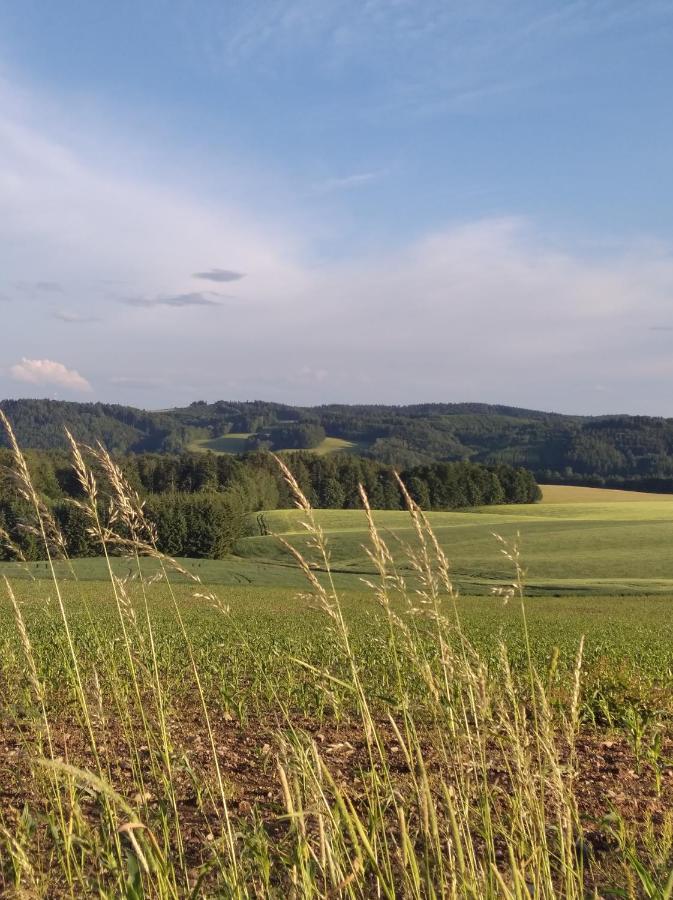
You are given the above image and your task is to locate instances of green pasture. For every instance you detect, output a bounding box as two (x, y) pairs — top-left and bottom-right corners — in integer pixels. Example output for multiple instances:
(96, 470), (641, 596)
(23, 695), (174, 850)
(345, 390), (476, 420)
(305, 435), (359, 455)
(188, 432), (359, 455)
(241, 485), (673, 595)
(187, 432), (254, 453)
(3, 484), (673, 595)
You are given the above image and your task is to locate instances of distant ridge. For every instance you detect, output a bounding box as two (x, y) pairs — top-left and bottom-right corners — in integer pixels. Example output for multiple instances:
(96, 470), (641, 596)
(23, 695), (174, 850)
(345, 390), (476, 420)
(2, 396), (673, 489)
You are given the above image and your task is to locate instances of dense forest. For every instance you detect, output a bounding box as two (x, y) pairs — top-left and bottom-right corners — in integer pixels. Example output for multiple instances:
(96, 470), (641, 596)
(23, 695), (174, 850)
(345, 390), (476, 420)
(3, 397), (673, 489)
(0, 446), (539, 560)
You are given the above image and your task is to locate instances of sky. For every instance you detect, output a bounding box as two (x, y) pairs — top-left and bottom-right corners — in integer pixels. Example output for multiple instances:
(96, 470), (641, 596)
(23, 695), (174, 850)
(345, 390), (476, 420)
(1, 0), (673, 414)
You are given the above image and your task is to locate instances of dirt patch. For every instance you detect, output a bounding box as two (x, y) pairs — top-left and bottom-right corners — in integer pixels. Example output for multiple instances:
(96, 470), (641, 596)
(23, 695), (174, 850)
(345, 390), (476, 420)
(1, 711), (672, 894)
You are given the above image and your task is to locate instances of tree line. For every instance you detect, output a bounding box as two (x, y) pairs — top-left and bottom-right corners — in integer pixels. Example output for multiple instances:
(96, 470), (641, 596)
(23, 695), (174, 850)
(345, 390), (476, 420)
(0, 447), (540, 561)
(6, 397), (673, 485)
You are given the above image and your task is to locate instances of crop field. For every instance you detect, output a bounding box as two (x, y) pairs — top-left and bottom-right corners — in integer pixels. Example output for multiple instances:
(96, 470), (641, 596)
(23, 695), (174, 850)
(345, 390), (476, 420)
(239, 488), (673, 595)
(2, 482), (673, 897)
(8, 484), (673, 595)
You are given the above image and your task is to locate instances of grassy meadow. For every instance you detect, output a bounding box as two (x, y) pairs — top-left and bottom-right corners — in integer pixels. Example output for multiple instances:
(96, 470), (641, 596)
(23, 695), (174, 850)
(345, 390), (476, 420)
(2, 463), (673, 897)
(188, 433), (359, 456)
(7, 483), (673, 595)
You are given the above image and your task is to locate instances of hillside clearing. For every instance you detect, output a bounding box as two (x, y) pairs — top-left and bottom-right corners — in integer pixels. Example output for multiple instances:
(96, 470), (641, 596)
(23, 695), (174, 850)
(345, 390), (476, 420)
(187, 433), (360, 455)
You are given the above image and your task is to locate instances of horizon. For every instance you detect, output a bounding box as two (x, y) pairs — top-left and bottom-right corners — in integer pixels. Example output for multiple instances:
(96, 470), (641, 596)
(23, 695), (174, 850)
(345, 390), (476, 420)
(1, 393), (671, 422)
(2, 3), (673, 413)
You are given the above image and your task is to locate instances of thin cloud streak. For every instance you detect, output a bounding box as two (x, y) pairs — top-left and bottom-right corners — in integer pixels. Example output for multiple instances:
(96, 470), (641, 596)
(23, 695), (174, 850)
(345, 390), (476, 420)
(193, 268), (246, 282)
(13, 280), (63, 293)
(122, 292), (227, 308)
(312, 170), (387, 194)
(54, 310), (100, 323)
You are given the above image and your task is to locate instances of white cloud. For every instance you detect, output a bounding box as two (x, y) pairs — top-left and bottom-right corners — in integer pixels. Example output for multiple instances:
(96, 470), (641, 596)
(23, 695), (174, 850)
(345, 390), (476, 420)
(9, 358), (92, 392)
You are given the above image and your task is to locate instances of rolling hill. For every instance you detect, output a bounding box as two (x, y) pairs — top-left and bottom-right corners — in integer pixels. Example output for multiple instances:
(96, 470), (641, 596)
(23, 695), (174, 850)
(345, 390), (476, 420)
(3, 397), (673, 487)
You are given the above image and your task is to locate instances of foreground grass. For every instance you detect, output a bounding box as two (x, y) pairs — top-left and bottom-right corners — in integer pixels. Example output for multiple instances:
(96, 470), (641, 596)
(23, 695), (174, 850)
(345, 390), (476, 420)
(3, 585), (673, 896)
(1, 430), (672, 898)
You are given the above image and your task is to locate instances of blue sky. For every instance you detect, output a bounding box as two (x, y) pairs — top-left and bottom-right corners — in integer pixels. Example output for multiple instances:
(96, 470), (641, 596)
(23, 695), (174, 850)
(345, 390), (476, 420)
(2, 1), (673, 412)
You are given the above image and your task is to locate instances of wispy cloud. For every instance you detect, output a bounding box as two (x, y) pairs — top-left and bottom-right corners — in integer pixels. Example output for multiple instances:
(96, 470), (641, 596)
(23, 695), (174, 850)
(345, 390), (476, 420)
(294, 365), (329, 383)
(9, 358), (92, 392)
(193, 268), (246, 283)
(13, 280), (63, 293)
(122, 292), (227, 308)
(214, 2), (459, 67)
(54, 310), (99, 323)
(312, 170), (386, 194)
(201, 0), (673, 131)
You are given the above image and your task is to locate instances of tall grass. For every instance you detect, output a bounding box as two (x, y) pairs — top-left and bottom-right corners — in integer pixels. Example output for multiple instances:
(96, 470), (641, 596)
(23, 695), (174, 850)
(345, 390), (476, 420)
(0, 415), (670, 897)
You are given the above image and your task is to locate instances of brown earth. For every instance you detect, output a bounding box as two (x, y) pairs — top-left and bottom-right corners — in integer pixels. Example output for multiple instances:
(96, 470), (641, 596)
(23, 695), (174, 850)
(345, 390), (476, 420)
(1, 711), (672, 896)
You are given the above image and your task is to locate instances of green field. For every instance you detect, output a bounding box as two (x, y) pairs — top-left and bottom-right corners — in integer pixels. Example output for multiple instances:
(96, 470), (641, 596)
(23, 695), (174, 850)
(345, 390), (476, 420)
(3, 484), (673, 896)
(188, 432), (359, 455)
(304, 435), (359, 455)
(8, 483), (673, 595)
(540, 483), (673, 503)
(240, 487), (673, 594)
(3, 487), (673, 710)
(4, 481), (673, 720)
(187, 431), (254, 452)
(4, 487), (672, 696)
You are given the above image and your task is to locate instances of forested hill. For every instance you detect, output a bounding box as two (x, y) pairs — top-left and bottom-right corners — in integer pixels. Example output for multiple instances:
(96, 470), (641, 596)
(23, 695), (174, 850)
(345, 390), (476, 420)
(3, 397), (673, 487)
